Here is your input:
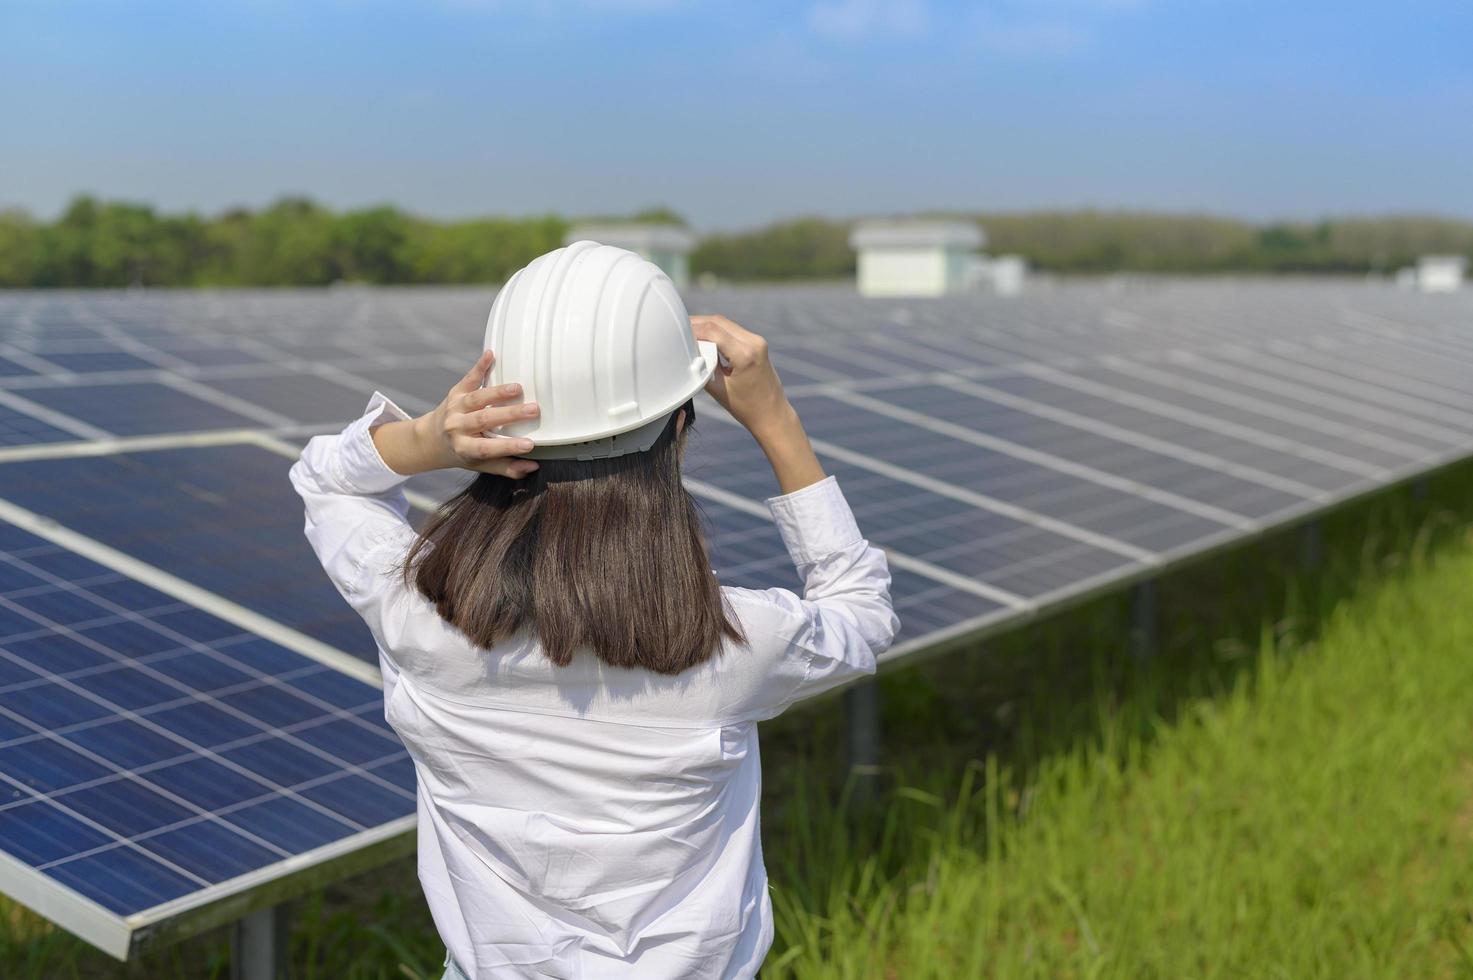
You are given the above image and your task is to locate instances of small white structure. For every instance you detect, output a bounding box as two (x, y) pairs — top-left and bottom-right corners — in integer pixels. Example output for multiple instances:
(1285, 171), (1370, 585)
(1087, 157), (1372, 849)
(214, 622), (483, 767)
(849, 220), (985, 298)
(974, 254), (1028, 296)
(564, 224), (695, 289)
(1416, 255), (1467, 294)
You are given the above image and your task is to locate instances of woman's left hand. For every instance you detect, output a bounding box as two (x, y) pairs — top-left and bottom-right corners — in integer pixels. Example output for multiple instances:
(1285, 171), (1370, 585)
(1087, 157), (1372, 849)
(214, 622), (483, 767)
(373, 350), (541, 478)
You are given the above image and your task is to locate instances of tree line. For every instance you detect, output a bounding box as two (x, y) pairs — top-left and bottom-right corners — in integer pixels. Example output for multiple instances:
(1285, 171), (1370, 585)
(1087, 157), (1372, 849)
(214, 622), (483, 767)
(1, 195), (1469, 288)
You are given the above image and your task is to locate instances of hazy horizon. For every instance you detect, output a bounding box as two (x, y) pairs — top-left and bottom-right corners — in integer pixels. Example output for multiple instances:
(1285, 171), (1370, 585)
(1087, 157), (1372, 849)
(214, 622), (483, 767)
(12, 195), (1473, 235)
(5, 1), (1471, 230)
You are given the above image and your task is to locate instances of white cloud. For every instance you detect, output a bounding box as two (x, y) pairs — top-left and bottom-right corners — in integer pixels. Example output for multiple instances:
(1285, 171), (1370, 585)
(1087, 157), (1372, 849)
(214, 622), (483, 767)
(802, 0), (1149, 53)
(973, 15), (1089, 56)
(808, 0), (930, 41)
(967, 0), (1150, 58)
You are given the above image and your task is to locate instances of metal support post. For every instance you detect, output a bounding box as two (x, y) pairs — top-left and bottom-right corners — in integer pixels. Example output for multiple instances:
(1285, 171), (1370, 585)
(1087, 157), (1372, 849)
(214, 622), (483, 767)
(1412, 478), (1430, 503)
(1129, 580), (1158, 662)
(232, 903), (290, 980)
(843, 680), (881, 803)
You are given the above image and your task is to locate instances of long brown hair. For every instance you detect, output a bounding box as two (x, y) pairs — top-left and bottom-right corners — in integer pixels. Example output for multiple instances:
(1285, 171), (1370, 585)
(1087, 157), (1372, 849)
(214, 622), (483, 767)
(404, 402), (745, 674)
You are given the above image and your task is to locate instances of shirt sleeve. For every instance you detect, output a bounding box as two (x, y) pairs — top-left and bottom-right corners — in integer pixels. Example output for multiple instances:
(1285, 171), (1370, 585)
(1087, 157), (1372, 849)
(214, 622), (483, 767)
(732, 476), (899, 715)
(288, 392), (418, 626)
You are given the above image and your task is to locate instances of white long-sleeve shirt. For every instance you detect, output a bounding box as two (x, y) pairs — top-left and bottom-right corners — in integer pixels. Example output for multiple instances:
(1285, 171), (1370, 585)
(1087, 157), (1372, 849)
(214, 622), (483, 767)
(289, 394), (898, 980)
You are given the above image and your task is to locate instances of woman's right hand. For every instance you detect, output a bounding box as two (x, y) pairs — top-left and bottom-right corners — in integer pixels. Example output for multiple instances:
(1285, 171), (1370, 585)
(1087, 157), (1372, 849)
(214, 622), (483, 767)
(691, 315), (825, 495)
(374, 350), (541, 478)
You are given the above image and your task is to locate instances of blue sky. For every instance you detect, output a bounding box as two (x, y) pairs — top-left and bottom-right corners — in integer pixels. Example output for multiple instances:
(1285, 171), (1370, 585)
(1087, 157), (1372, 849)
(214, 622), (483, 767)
(3, 0), (1470, 228)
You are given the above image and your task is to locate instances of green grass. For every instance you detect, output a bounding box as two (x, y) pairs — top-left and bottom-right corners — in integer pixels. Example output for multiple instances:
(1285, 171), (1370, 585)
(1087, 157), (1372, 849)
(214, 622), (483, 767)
(764, 526), (1473, 977)
(7, 464), (1473, 977)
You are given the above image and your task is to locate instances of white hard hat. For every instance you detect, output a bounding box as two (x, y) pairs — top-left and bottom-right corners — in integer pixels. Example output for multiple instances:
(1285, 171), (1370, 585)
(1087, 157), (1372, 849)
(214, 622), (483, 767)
(482, 240), (718, 461)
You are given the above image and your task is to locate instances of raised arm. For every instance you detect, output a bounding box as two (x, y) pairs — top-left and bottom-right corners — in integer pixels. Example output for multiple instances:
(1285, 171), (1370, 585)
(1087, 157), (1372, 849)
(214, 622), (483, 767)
(289, 351), (538, 611)
(691, 315), (898, 709)
(370, 349), (541, 479)
(691, 315), (825, 495)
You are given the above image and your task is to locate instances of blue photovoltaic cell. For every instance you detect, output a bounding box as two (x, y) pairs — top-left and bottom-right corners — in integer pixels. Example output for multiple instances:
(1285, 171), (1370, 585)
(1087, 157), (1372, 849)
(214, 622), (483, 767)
(1061, 363), (1417, 476)
(0, 403), (79, 447)
(0, 286), (1464, 939)
(697, 495), (1007, 647)
(208, 372), (366, 426)
(0, 522), (412, 917)
(151, 345), (266, 368)
(686, 418), (1138, 598)
(878, 383), (1309, 521)
(18, 383), (259, 436)
(789, 392), (1231, 555)
(34, 351), (159, 374)
(352, 365), (462, 410)
(974, 372), (1369, 492)
(0, 445), (375, 658)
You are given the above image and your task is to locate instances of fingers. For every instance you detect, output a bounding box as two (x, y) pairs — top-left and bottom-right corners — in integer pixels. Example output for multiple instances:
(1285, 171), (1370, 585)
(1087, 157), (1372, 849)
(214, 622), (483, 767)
(473, 457), (540, 479)
(458, 382), (525, 413)
(691, 315), (767, 370)
(457, 431), (539, 478)
(451, 349), (495, 395)
(691, 314), (747, 346)
(463, 401), (538, 433)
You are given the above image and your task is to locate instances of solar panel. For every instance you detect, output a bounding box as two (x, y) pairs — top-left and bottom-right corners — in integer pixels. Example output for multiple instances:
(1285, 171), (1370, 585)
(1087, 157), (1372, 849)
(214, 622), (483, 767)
(0, 281), (1469, 960)
(204, 372), (367, 426)
(0, 402), (81, 447)
(0, 520), (413, 957)
(695, 495), (1009, 650)
(0, 445), (376, 657)
(19, 382), (262, 436)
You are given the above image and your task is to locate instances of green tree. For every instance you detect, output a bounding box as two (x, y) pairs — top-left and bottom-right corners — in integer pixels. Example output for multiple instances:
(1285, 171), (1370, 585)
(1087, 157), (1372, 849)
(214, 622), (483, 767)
(1, 198), (1471, 287)
(692, 217), (855, 281)
(0, 211), (40, 287)
(222, 197), (339, 285)
(334, 206), (412, 284)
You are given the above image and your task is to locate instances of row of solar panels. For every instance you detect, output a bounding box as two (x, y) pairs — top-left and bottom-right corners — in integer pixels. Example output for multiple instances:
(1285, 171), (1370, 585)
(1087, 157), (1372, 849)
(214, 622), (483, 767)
(0, 283), (1468, 957)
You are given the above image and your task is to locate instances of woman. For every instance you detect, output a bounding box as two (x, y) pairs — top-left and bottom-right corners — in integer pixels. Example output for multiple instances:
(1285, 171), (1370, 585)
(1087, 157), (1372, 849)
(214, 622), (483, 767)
(290, 259), (897, 978)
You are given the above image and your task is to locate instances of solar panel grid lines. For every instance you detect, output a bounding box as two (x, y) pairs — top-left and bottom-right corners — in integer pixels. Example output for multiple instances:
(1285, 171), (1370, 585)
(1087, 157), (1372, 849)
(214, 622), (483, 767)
(682, 476), (1031, 611)
(817, 385), (1262, 531)
(1211, 344), (1473, 432)
(1331, 344), (1473, 406)
(1267, 335), (1473, 406)
(1148, 350), (1473, 448)
(0, 282), (1469, 960)
(0, 388), (106, 442)
(1007, 363), (1388, 485)
(1385, 335), (1473, 379)
(1088, 355), (1438, 465)
(0, 523), (414, 956)
(925, 375), (1322, 510)
(0, 491), (381, 688)
(0, 344), (83, 378)
(693, 494), (1008, 648)
(693, 397), (1162, 565)
(686, 415), (1141, 599)
(788, 393), (1222, 557)
(156, 374), (299, 429)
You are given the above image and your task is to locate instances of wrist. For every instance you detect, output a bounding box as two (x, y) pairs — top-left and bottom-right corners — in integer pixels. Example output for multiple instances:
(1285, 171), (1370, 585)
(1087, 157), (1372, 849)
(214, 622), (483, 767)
(746, 400), (803, 446)
(371, 416), (439, 476)
(404, 415), (443, 469)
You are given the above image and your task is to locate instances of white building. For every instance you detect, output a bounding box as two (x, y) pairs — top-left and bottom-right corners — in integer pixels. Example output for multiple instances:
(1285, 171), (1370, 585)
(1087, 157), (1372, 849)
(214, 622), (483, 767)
(564, 224), (696, 289)
(849, 220), (985, 298)
(975, 254), (1028, 296)
(1416, 255), (1467, 294)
